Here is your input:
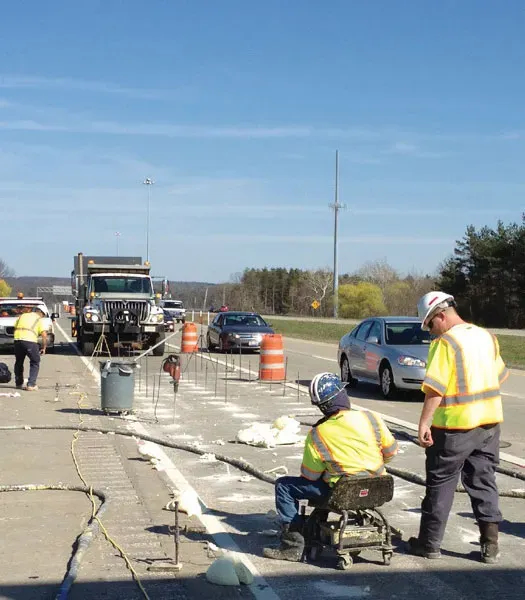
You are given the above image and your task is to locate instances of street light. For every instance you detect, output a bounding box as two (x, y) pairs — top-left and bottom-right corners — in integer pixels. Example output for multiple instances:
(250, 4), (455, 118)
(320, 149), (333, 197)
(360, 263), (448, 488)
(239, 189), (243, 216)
(328, 150), (346, 318)
(143, 178), (155, 262)
(115, 231), (121, 256)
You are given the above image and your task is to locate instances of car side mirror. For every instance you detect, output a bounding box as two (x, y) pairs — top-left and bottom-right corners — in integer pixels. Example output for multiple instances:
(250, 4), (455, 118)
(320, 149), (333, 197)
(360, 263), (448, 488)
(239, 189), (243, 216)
(367, 335), (379, 344)
(51, 313), (60, 320)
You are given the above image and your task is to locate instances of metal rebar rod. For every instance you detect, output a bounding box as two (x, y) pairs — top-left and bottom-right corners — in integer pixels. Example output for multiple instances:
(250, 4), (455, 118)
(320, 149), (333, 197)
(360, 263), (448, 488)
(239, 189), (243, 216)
(214, 356), (219, 398)
(194, 348), (197, 385)
(283, 356), (288, 397)
(145, 357), (149, 397)
(174, 500), (180, 565)
(225, 352), (228, 403)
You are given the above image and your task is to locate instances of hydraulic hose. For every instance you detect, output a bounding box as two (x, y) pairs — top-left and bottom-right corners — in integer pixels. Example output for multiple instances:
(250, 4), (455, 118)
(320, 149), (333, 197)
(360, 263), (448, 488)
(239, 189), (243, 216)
(1, 424), (524, 496)
(0, 484), (107, 600)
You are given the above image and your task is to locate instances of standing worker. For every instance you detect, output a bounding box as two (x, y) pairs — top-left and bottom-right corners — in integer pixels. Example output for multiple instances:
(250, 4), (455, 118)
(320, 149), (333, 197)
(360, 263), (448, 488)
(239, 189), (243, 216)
(263, 372), (398, 561)
(408, 292), (509, 563)
(14, 306), (48, 391)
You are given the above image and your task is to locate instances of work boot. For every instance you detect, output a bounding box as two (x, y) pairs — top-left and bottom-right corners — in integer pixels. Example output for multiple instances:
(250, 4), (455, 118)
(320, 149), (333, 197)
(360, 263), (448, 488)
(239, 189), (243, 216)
(406, 537), (441, 559)
(479, 521), (500, 564)
(263, 524), (305, 562)
(23, 385), (39, 391)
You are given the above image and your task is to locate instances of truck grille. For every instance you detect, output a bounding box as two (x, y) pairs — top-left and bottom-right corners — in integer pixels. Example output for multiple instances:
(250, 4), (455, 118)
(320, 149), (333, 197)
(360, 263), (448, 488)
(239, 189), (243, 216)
(102, 301), (149, 322)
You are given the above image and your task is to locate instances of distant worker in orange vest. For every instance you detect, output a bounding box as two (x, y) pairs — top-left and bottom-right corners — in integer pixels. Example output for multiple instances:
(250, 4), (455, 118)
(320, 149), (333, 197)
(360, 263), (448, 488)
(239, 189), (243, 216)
(13, 306), (48, 391)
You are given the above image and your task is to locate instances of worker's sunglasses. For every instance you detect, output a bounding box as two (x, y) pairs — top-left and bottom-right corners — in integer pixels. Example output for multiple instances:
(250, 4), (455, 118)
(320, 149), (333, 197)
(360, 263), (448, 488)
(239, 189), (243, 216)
(427, 311), (442, 331)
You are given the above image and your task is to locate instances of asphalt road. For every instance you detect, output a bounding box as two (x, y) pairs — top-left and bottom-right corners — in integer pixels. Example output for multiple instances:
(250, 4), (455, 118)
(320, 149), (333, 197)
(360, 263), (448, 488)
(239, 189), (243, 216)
(47, 321), (525, 600)
(182, 324), (525, 462)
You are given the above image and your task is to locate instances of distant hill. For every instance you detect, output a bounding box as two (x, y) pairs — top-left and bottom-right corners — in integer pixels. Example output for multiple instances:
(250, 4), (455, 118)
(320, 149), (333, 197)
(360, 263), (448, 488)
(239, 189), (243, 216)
(4, 276), (219, 309)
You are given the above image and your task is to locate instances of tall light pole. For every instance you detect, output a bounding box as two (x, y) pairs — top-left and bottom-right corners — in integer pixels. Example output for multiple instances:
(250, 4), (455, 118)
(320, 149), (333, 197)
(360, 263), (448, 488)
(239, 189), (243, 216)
(329, 150), (345, 318)
(115, 231), (121, 256)
(143, 178), (155, 262)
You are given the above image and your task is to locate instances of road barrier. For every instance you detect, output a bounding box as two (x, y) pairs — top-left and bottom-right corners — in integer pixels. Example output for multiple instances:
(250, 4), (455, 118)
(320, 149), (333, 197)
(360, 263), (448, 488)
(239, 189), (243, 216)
(181, 322), (199, 353)
(259, 334), (286, 382)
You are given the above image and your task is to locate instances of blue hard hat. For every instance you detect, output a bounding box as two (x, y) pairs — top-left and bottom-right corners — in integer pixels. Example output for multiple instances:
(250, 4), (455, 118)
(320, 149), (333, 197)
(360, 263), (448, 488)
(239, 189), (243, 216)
(309, 372), (345, 407)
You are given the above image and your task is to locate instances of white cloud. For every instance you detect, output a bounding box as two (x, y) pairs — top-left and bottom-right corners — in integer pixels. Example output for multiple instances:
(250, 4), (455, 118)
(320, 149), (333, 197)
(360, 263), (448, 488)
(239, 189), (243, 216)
(0, 75), (178, 100)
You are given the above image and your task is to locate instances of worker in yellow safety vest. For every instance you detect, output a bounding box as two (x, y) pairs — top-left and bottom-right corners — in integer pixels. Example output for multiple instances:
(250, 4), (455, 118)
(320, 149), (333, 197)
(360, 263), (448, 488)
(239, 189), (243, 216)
(263, 372), (398, 562)
(14, 306), (48, 391)
(408, 292), (509, 564)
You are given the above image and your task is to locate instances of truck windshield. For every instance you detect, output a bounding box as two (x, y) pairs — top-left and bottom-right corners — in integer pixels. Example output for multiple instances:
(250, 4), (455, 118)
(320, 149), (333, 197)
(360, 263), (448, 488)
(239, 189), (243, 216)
(91, 277), (153, 295)
(163, 301), (183, 309)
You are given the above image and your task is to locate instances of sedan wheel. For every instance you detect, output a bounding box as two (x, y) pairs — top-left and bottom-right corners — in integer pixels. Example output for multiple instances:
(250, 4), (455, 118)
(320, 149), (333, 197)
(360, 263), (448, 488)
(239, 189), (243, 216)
(206, 333), (215, 351)
(380, 363), (397, 399)
(340, 356), (357, 388)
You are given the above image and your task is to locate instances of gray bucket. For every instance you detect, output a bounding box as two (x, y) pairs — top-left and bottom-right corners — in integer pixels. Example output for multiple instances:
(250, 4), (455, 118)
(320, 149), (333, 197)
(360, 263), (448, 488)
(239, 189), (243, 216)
(100, 360), (136, 412)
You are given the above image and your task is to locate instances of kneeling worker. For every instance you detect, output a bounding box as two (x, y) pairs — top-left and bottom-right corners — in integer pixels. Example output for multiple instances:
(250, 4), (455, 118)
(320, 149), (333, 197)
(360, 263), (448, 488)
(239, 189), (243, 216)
(263, 372), (398, 561)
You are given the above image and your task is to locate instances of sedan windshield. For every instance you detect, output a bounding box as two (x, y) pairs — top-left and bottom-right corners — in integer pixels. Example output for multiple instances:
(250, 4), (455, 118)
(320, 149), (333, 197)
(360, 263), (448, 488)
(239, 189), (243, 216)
(0, 304), (48, 317)
(385, 322), (431, 345)
(223, 314), (267, 327)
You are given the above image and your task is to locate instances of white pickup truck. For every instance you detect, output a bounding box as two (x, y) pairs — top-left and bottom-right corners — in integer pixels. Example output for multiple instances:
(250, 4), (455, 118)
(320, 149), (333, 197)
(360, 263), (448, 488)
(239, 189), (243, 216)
(160, 300), (186, 323)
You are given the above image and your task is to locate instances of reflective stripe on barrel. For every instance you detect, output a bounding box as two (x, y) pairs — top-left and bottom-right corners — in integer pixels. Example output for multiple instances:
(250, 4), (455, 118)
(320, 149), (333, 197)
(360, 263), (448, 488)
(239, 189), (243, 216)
(181, 322), (198, 353)
(259, 334), (285, 381)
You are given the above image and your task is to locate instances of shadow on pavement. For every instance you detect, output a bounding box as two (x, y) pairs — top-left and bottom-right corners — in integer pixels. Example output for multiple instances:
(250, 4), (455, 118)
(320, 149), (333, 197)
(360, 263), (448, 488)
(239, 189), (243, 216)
(2, 567), (525, 600)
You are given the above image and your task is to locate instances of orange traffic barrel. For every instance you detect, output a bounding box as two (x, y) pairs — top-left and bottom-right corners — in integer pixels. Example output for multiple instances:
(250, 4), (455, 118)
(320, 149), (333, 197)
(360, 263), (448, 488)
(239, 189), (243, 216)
(259, 334), (285, 382)
(181, 322), (198, 353)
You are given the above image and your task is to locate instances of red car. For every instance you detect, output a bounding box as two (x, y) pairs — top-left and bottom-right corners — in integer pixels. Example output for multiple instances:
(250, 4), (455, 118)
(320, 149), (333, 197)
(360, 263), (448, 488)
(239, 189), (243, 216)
(218, 305), (229, 312)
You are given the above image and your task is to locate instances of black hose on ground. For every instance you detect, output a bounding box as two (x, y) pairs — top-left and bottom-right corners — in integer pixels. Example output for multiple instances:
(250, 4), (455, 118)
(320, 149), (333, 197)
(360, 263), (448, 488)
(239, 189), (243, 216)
(0, 484), (107, 600)
(2, 424), (524, 496)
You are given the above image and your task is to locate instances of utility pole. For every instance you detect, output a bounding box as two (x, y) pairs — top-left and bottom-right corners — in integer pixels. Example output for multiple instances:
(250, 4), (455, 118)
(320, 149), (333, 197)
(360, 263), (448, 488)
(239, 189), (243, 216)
(329, 150), (345, 318)
(143, 178), (155, 262)
(115, 231), (121, 256)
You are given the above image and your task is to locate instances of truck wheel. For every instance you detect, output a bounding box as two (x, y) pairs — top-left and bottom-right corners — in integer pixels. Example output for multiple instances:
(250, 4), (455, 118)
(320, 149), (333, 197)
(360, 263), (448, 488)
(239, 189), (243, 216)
(153, 333), (165, 356)
(82, 340), (95, 356)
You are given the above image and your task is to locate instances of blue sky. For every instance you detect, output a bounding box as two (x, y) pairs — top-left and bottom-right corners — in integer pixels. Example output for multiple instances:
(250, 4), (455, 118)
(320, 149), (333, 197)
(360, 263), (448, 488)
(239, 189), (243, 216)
(1, 1), (524, 283)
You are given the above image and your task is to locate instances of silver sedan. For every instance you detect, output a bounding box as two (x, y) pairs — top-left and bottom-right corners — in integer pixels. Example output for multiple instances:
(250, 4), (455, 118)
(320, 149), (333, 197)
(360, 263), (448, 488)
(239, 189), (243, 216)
(337, 316), (431, 399)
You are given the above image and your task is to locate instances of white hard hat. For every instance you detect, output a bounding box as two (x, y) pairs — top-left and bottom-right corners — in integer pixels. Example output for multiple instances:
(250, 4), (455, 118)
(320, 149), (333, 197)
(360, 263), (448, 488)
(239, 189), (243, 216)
(417, 291), (455, 330)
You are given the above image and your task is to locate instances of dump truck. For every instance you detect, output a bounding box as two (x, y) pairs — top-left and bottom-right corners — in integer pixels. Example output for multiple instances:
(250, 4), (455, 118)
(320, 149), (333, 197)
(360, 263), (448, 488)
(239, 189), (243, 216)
(71, 253), (165, 356)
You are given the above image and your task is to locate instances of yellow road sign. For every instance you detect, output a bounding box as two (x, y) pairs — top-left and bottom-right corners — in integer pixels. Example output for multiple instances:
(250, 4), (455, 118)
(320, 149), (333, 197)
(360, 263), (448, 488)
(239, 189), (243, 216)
(311, 300), (320, 310)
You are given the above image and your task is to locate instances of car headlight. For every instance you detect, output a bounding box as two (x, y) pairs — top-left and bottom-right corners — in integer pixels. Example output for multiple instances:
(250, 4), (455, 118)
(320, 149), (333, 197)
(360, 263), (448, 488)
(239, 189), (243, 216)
(91, 314), (99, 322)
(397, 356), (426, 368)
(229, 333), (240, 339)
(254, 333), (262, 342)
(157, 314), (164, 323)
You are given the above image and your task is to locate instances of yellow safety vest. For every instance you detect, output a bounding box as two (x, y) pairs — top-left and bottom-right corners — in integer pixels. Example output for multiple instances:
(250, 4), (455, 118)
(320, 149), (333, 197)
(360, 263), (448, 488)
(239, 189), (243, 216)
(422, 323), (509, 430)
(300, 410), (398, 487)
(14, 312), (45, 343)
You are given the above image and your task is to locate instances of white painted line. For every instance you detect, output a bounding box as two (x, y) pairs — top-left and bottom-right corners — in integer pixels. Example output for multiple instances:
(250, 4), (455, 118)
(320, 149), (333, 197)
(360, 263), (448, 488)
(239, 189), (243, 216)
(131, 422), (281, 600)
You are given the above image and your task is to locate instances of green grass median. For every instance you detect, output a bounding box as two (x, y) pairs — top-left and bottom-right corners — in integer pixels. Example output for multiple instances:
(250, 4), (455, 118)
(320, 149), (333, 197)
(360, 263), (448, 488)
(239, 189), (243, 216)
(269, 318), (525, 369)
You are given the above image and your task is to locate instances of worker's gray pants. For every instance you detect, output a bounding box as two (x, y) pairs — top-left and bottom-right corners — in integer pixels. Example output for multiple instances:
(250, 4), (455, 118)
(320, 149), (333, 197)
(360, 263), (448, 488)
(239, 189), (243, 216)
(418, 424), (502, 551)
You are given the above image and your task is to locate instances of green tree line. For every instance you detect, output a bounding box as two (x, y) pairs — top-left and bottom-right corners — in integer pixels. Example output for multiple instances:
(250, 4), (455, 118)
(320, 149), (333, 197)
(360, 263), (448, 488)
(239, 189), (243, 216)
(2, 216), (523, 326)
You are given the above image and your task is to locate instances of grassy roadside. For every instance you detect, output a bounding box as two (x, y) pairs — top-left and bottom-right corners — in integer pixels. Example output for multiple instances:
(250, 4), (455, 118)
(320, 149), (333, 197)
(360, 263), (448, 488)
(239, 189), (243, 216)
(269, 318), (525, 369)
